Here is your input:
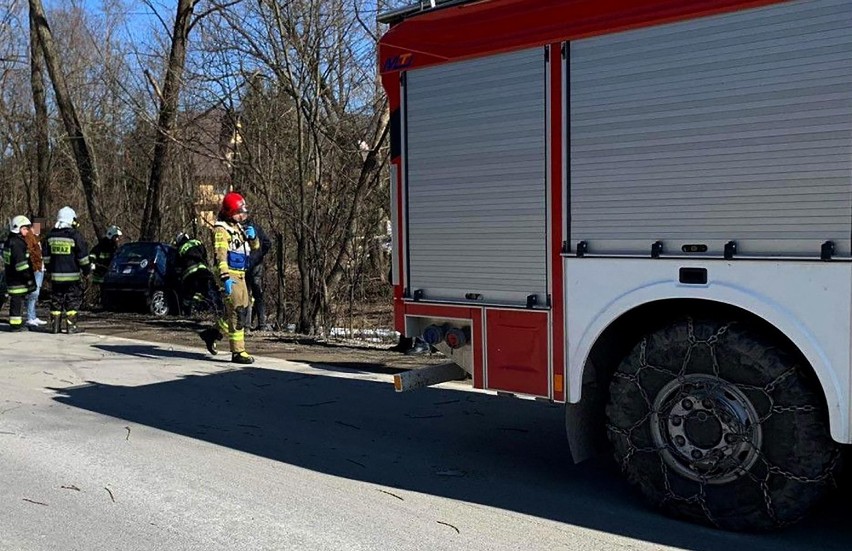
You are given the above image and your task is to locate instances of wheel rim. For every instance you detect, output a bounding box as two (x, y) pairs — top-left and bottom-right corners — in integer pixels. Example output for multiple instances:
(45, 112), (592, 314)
(151, 293), (168, 316)
(651, 374), (763, 484)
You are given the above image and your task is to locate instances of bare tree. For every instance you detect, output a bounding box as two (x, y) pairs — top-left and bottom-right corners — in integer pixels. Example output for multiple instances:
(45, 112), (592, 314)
(0, 0), (32, 218)
(140, 0), (242, 240)
(0, 0), (403, 338)
(139, 0), (201, 240)
(28, 0), (105, 236)
(29, 6), (49, 218)
(202, 0), (391, 334)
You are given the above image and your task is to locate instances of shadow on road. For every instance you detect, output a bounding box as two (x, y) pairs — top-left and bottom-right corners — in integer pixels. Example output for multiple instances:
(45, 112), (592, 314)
(53, 362), (852, 551)
(93, 344), (212, 362)
(302, 361), (410, 376)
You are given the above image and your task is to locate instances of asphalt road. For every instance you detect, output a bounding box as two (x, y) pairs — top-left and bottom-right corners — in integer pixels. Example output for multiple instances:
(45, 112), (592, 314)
(0, 331), (850, 551)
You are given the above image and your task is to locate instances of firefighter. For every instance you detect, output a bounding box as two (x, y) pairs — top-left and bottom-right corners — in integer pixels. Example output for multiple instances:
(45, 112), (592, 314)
(90, 225), (123, 285)
(200, 192), (259, 364)
(89, 225), (123, 307)
(174, 231), (216, 314)
(43, 207), (91, 334)
(3, 216), (36, 331)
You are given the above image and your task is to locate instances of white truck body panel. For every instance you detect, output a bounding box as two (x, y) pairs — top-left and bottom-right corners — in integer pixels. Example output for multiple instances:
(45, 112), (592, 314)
(564, 257), (852, 442)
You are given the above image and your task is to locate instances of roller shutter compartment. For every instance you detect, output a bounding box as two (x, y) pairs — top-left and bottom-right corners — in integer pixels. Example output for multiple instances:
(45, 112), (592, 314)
(405, 48), (547, 305)
(570, 0), (852, 257)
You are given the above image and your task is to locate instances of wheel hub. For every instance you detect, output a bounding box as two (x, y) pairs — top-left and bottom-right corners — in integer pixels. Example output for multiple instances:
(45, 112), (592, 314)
(151, 293), (168, 316)
(651, 374), (762, 484)
(683, 410), (723, 449)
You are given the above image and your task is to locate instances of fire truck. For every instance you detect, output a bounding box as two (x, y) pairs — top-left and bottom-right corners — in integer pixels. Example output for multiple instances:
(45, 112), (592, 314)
(378, 0), (852, 530)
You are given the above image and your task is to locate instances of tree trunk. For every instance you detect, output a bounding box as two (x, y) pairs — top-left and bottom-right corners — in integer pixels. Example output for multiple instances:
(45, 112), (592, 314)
(325, 116), (390, 292)
(275, 232), (285, 329)
(29, 0), (105, 236)
(29, 8), (50, 219)
(140, 0), (198, 241)
(296, 235), (313, 334)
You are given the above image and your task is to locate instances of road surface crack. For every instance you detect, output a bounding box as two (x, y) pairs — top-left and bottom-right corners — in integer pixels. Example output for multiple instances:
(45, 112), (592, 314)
(437, 521), (459, 534)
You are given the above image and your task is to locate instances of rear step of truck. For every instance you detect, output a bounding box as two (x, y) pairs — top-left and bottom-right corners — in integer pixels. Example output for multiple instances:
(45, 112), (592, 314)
(393, 363), (467, 392)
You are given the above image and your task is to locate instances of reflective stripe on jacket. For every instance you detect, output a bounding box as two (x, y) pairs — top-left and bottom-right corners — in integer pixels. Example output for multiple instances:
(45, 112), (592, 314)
(89, 237), (117, 282)
(44, 227), (90, 282)
(3, 233), (35, 295)
(177, 239), (210, 281)
(213, 221), (257, 277)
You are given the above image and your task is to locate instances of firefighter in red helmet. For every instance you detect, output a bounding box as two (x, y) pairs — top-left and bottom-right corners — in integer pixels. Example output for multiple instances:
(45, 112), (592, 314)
(200, 192), (259, 364)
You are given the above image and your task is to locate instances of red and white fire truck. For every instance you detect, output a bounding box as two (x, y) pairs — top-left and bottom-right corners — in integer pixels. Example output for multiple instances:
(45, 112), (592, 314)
(379, 0), (852, 530)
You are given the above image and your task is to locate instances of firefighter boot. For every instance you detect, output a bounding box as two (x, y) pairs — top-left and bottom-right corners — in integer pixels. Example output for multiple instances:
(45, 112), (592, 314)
(200, 327), (221, 355)
(50, 312), (62, 334)
(66, 312), (84, 334)
(231, 351), (255, 365)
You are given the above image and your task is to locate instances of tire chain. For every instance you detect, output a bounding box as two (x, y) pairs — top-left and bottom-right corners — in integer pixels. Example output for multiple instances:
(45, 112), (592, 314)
(607, 318), (840, 528)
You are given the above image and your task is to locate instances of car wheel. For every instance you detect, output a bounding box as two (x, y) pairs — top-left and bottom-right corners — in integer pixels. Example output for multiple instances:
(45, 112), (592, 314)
(148, 289), (170, 317)
(606, 317), (841, 530)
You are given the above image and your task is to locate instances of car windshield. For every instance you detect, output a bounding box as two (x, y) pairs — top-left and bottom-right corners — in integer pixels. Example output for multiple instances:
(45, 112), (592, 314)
(112, 242), (170, 276)
(115, 242), (159, 262)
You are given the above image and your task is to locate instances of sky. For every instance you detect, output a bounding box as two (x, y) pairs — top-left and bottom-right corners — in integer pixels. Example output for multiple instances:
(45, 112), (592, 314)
(38, 0), (173, 48)
(36, 0), (407, 58)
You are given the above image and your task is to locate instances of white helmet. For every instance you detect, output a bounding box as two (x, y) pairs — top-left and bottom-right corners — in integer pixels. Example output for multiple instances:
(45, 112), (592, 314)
(56, 206), (77, 229)
(105, 225), (123, 240)
(173, 232), (190, 246)
(9, 215), (31, 234)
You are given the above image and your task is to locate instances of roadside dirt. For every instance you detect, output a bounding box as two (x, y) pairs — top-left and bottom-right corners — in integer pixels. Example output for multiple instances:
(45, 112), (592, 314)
(76, 310), (452, 374)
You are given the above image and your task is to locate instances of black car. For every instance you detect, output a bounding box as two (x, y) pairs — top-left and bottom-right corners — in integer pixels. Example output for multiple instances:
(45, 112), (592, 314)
(101, 242), (181, 317)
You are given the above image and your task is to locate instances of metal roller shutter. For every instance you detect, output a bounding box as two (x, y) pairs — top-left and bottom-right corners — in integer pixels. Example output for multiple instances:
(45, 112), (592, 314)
(405, 48), (547, 304)
(570, 0), (852, 257)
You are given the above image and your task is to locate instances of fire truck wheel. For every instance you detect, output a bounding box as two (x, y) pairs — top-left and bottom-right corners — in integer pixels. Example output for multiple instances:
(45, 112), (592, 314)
(605, 317), (841, 530)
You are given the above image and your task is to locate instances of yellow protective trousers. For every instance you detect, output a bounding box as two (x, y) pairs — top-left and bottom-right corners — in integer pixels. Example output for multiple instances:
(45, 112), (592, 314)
(216, 271), (250, 354)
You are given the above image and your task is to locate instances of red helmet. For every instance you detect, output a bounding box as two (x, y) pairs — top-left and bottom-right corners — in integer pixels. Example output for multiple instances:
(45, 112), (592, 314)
(221, 192), (248, 218)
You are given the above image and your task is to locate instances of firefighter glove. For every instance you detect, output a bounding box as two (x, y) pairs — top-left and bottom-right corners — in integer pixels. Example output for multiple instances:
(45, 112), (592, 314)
(245, 225), (256, 240)
(223, 278), (234, 296)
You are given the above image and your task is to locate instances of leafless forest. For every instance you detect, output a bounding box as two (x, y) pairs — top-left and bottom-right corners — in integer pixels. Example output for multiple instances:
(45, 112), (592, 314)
(0, 0), (406, 335)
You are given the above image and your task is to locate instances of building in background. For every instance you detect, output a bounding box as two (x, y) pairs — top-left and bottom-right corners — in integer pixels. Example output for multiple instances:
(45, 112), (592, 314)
(180, 108), (240, 229)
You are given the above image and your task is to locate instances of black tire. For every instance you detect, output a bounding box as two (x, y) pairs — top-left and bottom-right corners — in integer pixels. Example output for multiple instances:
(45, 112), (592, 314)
(606, 318), (841, 531)
(147, 289), (170, 317)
